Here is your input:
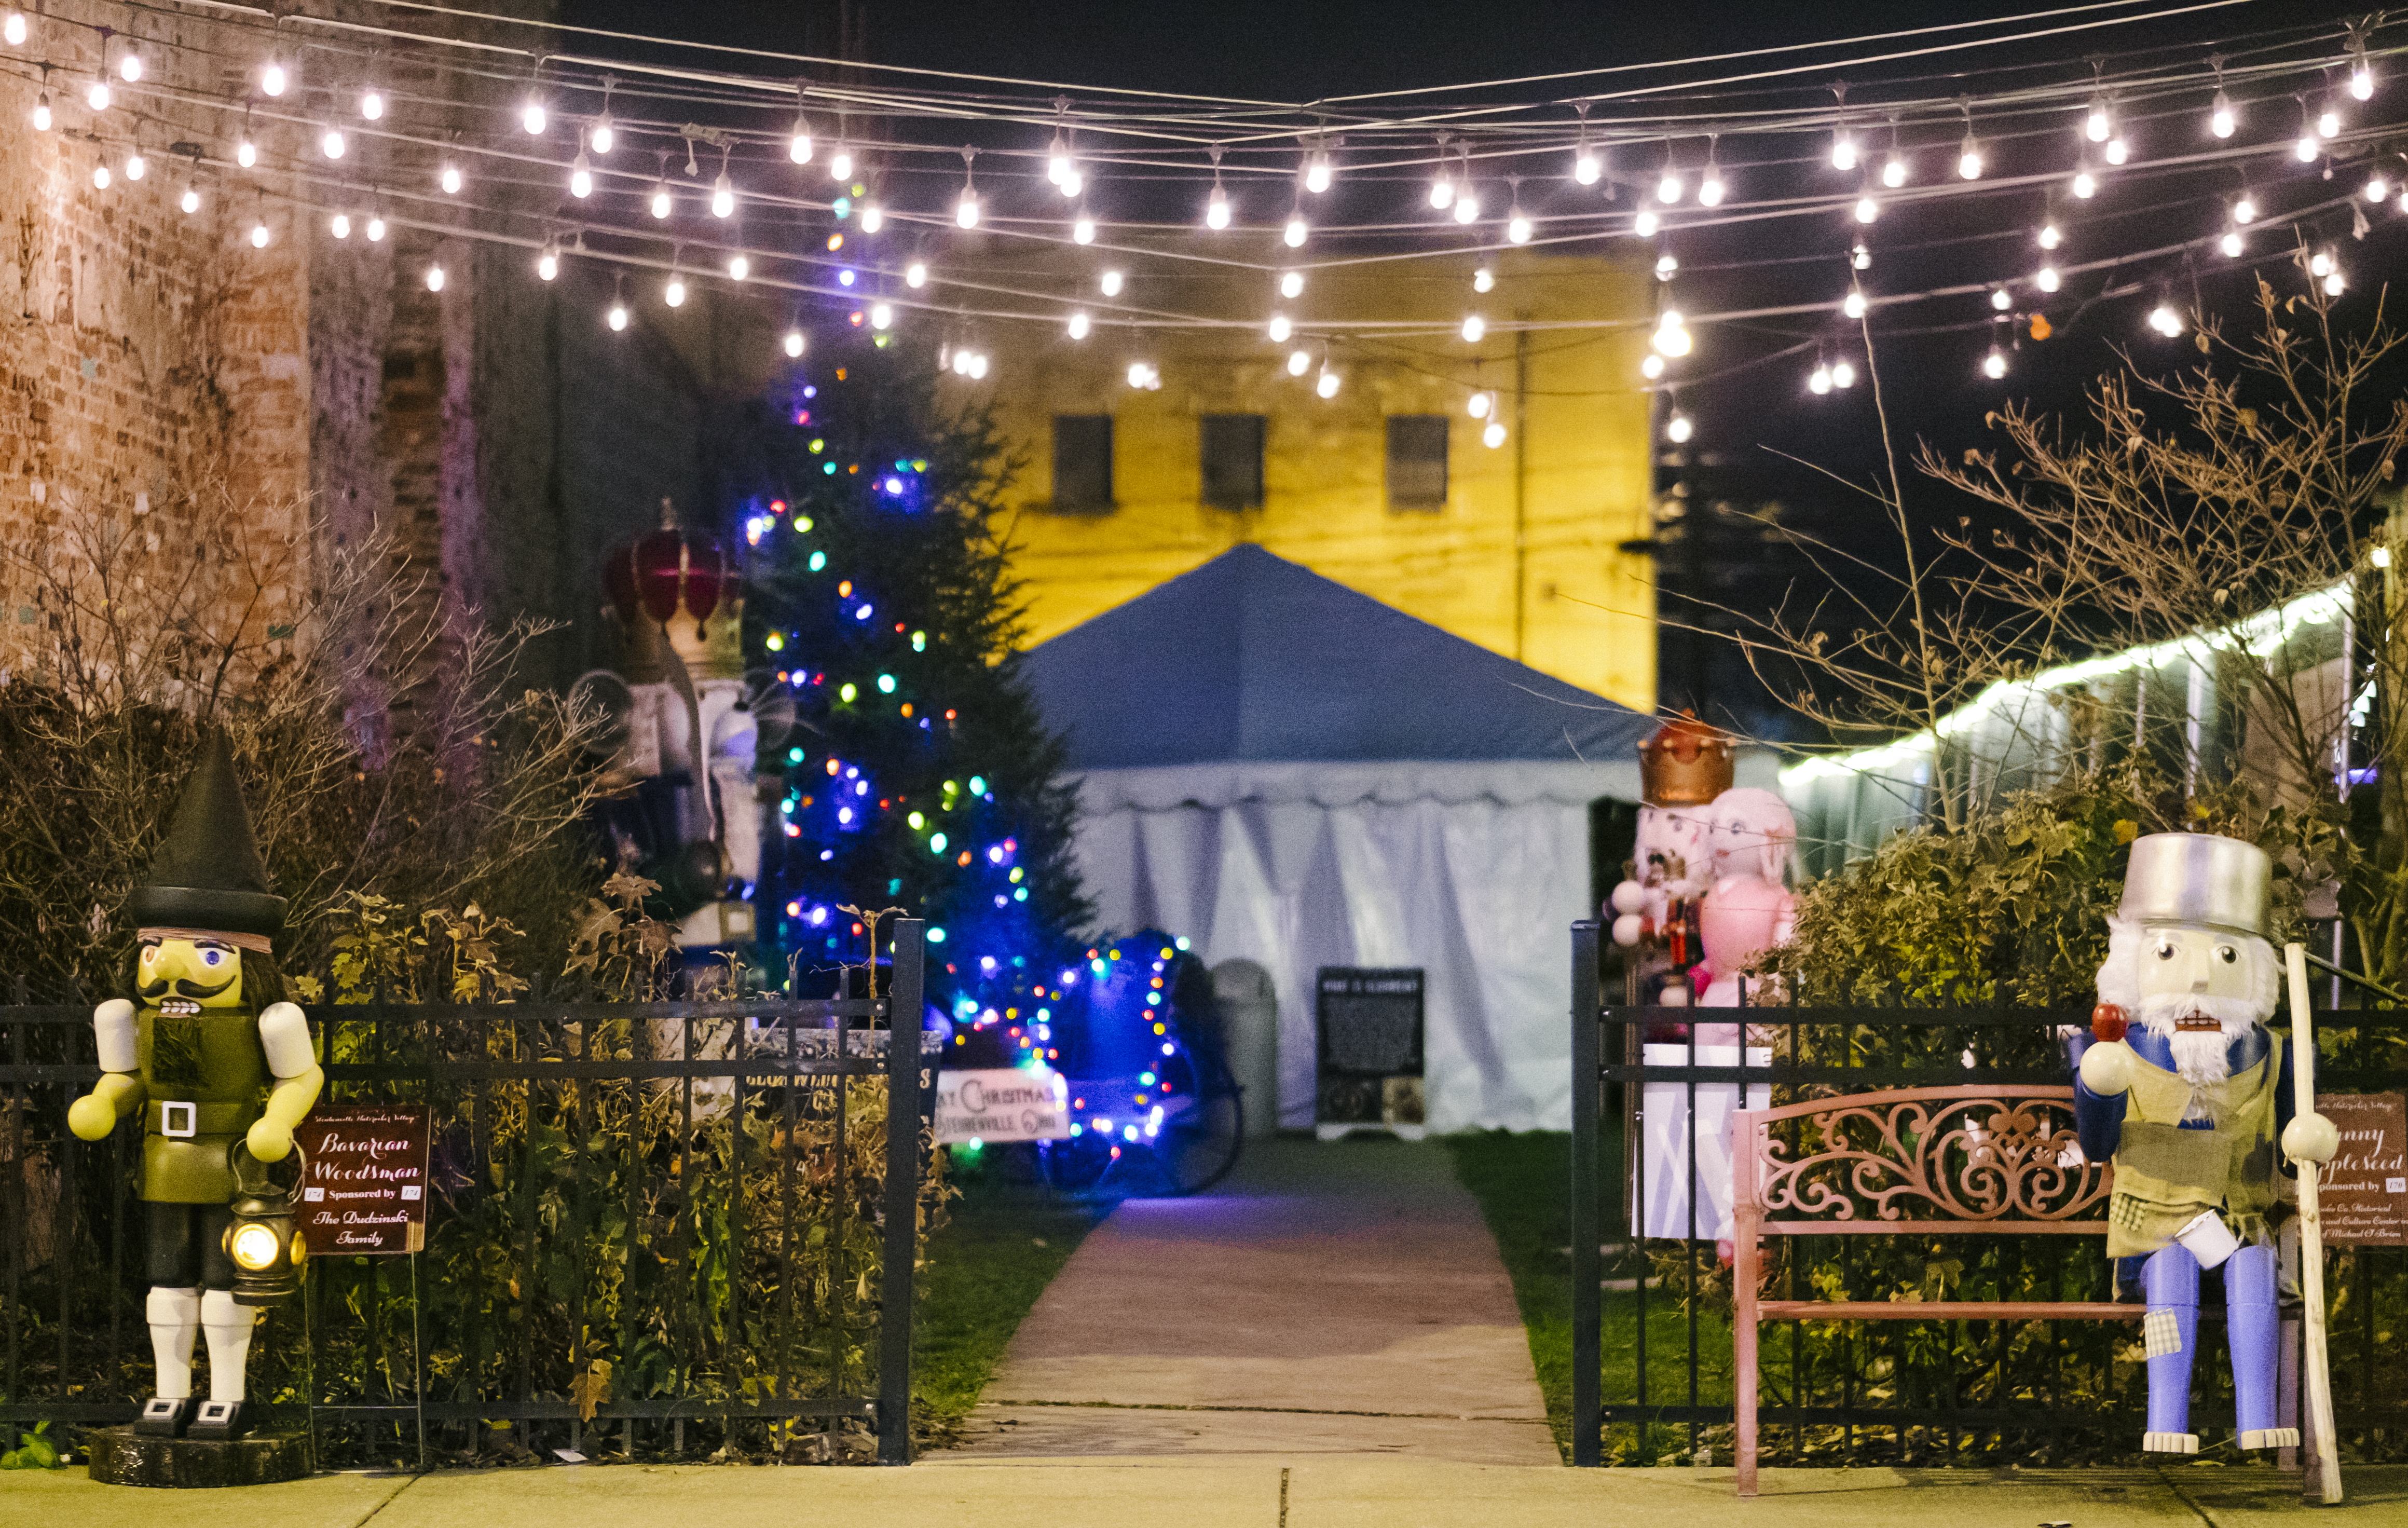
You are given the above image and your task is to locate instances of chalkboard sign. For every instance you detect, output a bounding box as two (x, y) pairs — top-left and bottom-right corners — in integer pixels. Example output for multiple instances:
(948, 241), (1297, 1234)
(294, 1104), (432, 1256)
(1315, 967), (1425, 1127)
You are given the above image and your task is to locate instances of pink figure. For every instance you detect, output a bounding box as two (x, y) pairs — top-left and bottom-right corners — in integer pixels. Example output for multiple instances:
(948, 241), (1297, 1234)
(1695, 787), (1797, 1016)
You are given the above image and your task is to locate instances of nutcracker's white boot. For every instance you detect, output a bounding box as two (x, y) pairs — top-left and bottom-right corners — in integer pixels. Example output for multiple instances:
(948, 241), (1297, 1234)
(146, 1286), (200, 1400)
(200, 1289), (254, 1403)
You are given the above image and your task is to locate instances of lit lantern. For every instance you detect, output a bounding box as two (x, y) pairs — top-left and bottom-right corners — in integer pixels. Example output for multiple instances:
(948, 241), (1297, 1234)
(224, 1143), (306, 1305)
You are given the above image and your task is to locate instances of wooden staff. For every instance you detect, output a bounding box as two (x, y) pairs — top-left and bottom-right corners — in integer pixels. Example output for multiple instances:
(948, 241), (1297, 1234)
(2284, 942), (2343, 1506)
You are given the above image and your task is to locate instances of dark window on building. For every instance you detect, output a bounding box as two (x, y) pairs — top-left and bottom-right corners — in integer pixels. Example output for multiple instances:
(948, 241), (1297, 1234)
(1386, 416), (1449, 510)
(1200, 413), (1267, 510)
(1052, 415), (1114, 513)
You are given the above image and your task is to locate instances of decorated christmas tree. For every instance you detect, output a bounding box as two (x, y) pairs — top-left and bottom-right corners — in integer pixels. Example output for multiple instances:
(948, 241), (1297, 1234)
(734, 331), (1089, 1021)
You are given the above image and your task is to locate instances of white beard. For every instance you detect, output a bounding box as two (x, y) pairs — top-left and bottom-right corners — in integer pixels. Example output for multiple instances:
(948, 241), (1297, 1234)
(2136, 992), (2260, 1086)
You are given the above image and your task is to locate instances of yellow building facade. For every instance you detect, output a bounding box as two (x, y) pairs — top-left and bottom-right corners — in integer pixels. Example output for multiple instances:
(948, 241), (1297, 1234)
(985, 247), (1660, 711)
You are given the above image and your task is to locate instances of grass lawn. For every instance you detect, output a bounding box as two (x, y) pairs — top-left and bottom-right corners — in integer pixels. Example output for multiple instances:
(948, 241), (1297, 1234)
(1442, 1128), (1734, 1464)
(911, 1146), (1105, 1445)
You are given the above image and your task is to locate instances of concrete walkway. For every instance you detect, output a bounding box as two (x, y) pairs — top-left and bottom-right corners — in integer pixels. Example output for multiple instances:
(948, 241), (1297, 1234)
(941, 1135), (1556, 1464)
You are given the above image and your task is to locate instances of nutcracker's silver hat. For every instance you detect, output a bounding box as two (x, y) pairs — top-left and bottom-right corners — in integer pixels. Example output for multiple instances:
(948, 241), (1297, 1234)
(2118, 832), (2270, 939)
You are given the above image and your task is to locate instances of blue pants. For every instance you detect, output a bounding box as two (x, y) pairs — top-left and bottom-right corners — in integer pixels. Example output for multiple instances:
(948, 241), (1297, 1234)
(2144, 1243), (2278, 1439)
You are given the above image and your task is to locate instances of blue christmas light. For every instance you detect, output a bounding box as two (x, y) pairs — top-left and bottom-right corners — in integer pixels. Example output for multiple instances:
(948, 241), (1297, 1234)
(809, 551), (827, 570)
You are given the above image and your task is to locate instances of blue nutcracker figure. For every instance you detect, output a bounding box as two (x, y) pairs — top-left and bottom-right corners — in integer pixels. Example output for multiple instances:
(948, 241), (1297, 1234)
(2074, 833), (2338, 1455)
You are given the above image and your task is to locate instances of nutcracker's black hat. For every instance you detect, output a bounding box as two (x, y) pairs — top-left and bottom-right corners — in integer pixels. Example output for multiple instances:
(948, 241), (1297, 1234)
(126, 729), (284, 942)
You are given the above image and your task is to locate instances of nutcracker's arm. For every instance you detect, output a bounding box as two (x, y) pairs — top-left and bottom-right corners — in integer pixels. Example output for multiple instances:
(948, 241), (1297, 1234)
(66, 1000), (144, 1141)
(245, 1001), (322, 1163)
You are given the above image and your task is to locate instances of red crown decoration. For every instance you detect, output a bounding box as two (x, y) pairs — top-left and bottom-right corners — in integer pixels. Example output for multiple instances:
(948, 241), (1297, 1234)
(1637, 711), (1735, 808)
(603, 498), (738, 678)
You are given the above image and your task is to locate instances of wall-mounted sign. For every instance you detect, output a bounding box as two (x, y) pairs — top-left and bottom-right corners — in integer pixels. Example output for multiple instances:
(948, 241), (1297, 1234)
(1315, 967), (1425, 1127)
(294, 1104), (432, 1255)
(933, 1068), (1071, 1143)
(2319, 1093), (2407, 1246)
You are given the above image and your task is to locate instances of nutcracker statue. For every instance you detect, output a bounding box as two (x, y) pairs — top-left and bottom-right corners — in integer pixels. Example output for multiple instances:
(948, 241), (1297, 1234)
(1607, 713), (1734, 1005)
(2075, 833), (2338, 1455)
(66, 731), (321, 1446)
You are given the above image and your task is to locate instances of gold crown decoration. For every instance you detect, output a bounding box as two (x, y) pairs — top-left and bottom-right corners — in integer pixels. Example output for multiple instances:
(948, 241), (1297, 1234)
(1637, 711), (1735, 807)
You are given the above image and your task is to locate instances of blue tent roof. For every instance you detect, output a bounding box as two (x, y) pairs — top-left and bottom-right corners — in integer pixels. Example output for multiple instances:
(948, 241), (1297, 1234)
(1020, 545), (1654, 770)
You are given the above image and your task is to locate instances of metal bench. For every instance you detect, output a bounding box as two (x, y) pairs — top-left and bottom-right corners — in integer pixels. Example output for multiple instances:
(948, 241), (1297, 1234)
(1730, 1084), (2137, 1495)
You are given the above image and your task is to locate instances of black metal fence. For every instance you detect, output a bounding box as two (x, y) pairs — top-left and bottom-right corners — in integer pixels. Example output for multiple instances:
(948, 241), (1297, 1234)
(1567, 919), (2408, 1469)
(0, 921), (934, 1467)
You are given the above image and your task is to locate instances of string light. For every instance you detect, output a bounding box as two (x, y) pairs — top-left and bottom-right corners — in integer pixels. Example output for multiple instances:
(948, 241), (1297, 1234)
(1462, 313), (1487, 343)
(1284, 208), (1308, 248)
(1268, 314), (1292, 343)
(522, 90), (547, 135)
(239, 131), (258, 169)
(2220, 228), (2244, 257)
(2084, 93), (2111, 142)
(1507, 196), (1533, 244)
(1991, 286), (2011, 310)
(870, 300), (893, 330)
(829, 138), (854, 181)
(2210, 89), (2236, 138)
(1636, 210), (1660, 238)
(1652, 310), (1691, 355)
(957, 146), (982, 228)
(180, 183), (199, 214)
(86, 76), (108, 111)
(1983, 345), (2008, 378)
(91, 161), (110, 190)
(118, 48), (141, 83)
(1484, 419), (1507, 449)
(1959, 122), (1983, 180)
(2036, 263), (2061, 292)
(1657, 144), (1684, 204)
(361, 85), (385, 121)
(1851, 241), (1871, 270)
(1430, 139), (1456, 209)
(31, 84), (49, 132)
(1855, 190), (1879, 223)
(2104, 134), (2130, 166)
(1474, 266), (1495, 292)
(2367, 171), (2391, 203)
(1665, 410), (1693, 444)
(261, 60), (288, 97)
(906, 261), (928, 288)
(124, 148), (144, 181)
(1467, 390), (1492, 418)
(665, 255), (687, 308)
(1288, 348), (1310, 376)
(713, 146), (736, 217)
(2, 11), (22, 46)
(426, 263), (447, 293)
(2351, 46), (2375, 101)
(1279, 270), (1304, 299)
(785, 325), (806, 358)
(1205, 158), (1231, 229)
(250, 214), (270, 249)
(593, 80), (617, 153)
(1304, 144), (1333, 194)
(365, 209), (386, 241)
(1127, 361), (1160, 390)
(728, 251), (751, 280)
(608, 275), (629, 331)
(2071, 165), (2097, 199)
(1881, 119), (1908, 188)
(651, 165), (674, 219)
(439, 160), (461, 194)
(537, 240), (559, 280)
(1071, 203), (1097, 243)
(1640, 353), (1665, 380)
(1101, 268), (1124, 296)
(1653, 251), (1678, 280)
(1809, 360), (1833, 394)
(2146, 301), (2183, 336)
(1843, 285), (1867, 319)
(1316, 363), (1339, 399)
(1831, 359), (1856, 388)
(2038, 216), (2062, 248)
(1830, 126), (1857, 171)
(321, 125), (347, 159)
(2318, 97), (2341, 139)
(860, 193), (884, 234)
(2233, 190), (2257, 223)
(1453, 151), (1480, 223)
(571, 140), (593, 198)
(2296, 98), (2322, 161)
(1572, 130), (1600, 187)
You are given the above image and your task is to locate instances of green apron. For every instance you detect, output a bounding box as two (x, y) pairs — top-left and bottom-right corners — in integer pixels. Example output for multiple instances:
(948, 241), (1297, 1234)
(135, 1005), (267, 1204)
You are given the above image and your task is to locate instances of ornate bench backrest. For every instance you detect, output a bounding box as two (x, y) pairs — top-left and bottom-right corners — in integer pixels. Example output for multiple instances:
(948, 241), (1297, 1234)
(1734, 1084), (2109, 1231)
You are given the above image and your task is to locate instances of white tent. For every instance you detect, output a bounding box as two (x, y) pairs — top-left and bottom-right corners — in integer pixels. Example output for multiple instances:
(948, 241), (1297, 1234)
(1020, 547), (1654, 1131)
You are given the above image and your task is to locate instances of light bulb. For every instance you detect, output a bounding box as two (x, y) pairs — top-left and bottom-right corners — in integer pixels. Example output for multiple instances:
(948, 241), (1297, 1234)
(1831, 360), (1856, 388)
(1809, 363), (1832, 395)
(1205, 183), (1230, 229)
(784, 328), (805, 358)
(1666, 413), (1693, 444)
(1068, 310), (1090, 339)
(1983, 348), (2008, 379)
(1855, 194), (1879, 223)
(1127, 362), (1154, 389)
(538, 247), (558, 280)
(1831, 130), (1857, 171)
(1851, 241), (1871, 270)
(179, 186), (198, 214)
(1073, 211), (1096, 244)
(2, 12), (22, 46)
(2104, 137), (2129, 166)
(2221, 230), (2244, 257)
(118, 51), (140, 83)
(1843, 289), (1867, 319)
(1305, 151), (1332, 194)
(361, 88), (385, 121)
(1507, 210), (1532, 243)
(1047, 132), (1071, 185)
(2233, 194), (2256, 223)
(608, 300), (628, 331)
(1284, 212), (1307, 248)
(2369, 174), (2391, 203)
(2147, 303), (2182, 336)
(2036, 264), (2060, 292)
(1698, 169), (1726, 207)
(728, 252), (750, 280)
(1991, 288), (2011, 310)
(124, 151), (143, 180)
(1271, 271), (1299, 301)
(1658, 170), (1683, 204)
(1484, 420), (1508, 449)
(91, 163), (110, 189)
(427, 264), (446, 293)
(250, 220), (269, 248)
(790, 118), (812, 163)
(2297, 131), (2321, 162)
(650, 182), (672, 219)
(1881, 155), (1907, 189)
(2310, 250), (2333, 277)
(1574, 146), (1600, 185)
(570, 151), (592, 198)
(86, 79), (108, 111)
(1453, 190), (1480, 224)
(712, 173), (734, 219)
(2325, 269), (2347, 297)
(522, 98), (546, 134)
(1316, 369), (1339, 399)
(968, 353), (988, 379)
(2071, 169), (2096, 199)
(664, 275), (686, 308)
(592, 118), (615, 155)
(1101, 269), (1123, 296)
(2211, 92), (2235, 138)
(31, 92), (49, 131)
(261, 61), (286, 97)
(1468, 391), (1490, 418)
(1960, 140), (1986, 180)
(1462, 314), (1486, 343)
(870, 301), (892, 329)
(321, 127), (346, 159)
(1473, 266), (1495, 293)
(2038, 220), (2062, 248)
(860, 199), (883, 233)
(2319, 103), (2341, 138)
(365, 214), (385, 241)
(1652, 319), (1691, 357)
(956, 185), (980, 228)
(1268, 314), (1291, 343)
(2084, 97), (2111, 142)
(1654, 253), (1678, 279)
(2353, 62), (2375, 101)
(1640, 353), (1665, 379)
(238, 138), (257, 169)
(331, 212), (351, 239)
(1288, 349), (1310, 376)
(829, 144), (853, 180)
(1430, 168), (1454, 209)
(906, 261), (928, 288)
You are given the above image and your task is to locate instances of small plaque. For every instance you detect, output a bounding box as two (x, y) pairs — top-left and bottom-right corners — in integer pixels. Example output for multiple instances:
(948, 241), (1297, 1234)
(933, 1068), (1071, 1143)
(294, 1104), (433, 1256)
(1315, 968), (1425, 1127)
(2319, 1093), (2407, 1246)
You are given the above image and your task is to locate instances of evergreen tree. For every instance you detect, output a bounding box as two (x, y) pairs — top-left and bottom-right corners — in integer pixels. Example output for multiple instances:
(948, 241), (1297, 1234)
(733, 332), (1089, 1024)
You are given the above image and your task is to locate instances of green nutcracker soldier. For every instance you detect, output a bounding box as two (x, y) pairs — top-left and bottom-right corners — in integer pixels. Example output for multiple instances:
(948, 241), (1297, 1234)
(66, 732), (322, 1441)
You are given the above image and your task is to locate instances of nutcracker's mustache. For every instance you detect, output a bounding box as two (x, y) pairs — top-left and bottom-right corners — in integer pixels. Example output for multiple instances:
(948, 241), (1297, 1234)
(140, 973), (238, 1001)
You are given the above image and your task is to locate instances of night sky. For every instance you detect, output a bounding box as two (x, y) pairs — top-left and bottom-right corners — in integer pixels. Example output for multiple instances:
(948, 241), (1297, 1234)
(563, 1), (2402, 740)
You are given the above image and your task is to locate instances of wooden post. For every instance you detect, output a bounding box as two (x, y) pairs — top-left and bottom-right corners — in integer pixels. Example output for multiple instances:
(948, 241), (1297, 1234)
(1732, 1107), (1761, 1498)
(2284, 942), (2343, 1505)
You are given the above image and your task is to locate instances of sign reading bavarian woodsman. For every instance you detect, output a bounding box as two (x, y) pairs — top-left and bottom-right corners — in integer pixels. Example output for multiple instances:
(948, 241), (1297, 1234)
(294, 1104), (433, 1255)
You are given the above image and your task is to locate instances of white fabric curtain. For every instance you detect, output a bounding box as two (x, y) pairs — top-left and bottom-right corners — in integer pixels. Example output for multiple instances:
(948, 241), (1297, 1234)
(1067, 761), (1618, 1131)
